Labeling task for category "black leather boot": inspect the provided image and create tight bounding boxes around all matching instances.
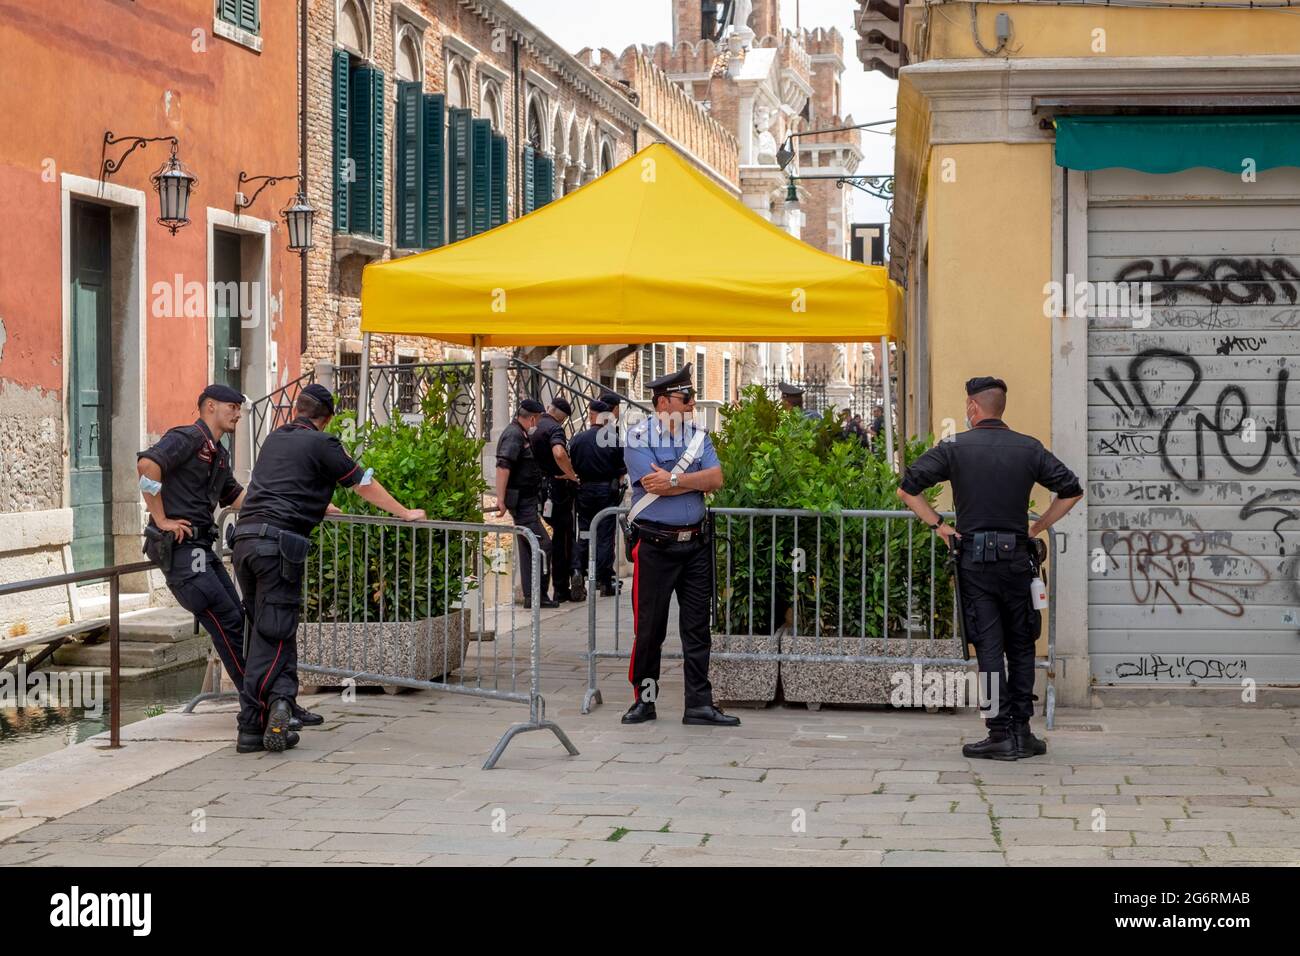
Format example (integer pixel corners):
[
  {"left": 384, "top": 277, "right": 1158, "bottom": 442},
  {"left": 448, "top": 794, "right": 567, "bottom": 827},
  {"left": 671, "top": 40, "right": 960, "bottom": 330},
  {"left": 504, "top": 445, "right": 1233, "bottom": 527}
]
[
  {"left": 1010, "top": 720, "right": 1047, "bottom": 756},
  {"left": 571, "top": 572, "right": 587, "bottom": 602},
  {"left": 962, "top": 729, "right": 1020, "bottom": 760},
  {"left": 237, "top": 729, "right": 300, "bottom": 753},
  {"left": 292, "top": 703, "right": 324, "bottom": 727},
  {"left": 621, "top": 701, "right": 657, "bottom": 724},
  {"left": 263, "top": 699, "right": 295, "bottom": 753},
  {"left": 682, "top": 704, "right": 741, "bottom": 727}
]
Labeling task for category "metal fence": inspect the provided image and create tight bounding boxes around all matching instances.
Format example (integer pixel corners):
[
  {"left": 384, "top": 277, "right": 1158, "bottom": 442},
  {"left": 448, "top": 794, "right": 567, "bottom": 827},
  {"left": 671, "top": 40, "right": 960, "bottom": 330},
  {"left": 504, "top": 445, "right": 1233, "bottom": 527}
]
[
  {"left": 763, "top": 364, "right": 832, "bottom": 414},
  {"left": 582, "top": 507, "right": 1059, "bottom": 728},
  {"left": 295, "top": 513, "right": 577, "bottom": 769},
  {"left": 247, "top": 371, "right": 315, "bottom": 465},
  {"left": 508, "top": 359, "right": 652, "bottom": 438},
  {"left": 361, "top": 361, "right": 491, "bottom": 436}
]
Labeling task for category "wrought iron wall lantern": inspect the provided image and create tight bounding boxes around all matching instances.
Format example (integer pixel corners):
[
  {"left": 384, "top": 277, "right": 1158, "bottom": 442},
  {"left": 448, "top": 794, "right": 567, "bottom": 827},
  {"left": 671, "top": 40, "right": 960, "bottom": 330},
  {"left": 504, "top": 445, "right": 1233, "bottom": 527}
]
[
  {"left": 101, "top": 132, "right": 198, "bottom": 235},
  {"left": 236, "top": 172, "right": 316, "bottom": 253}
]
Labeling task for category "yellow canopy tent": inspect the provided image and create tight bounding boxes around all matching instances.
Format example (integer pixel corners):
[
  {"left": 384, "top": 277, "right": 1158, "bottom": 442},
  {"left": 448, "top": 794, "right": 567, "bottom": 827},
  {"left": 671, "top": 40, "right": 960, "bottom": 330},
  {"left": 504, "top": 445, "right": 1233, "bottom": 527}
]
[
  {"left": 360, "top": 141, "right": 905, "bottom": 462},
  {"left": 361, "top": 142, "right": 903, "bottom": 345}
]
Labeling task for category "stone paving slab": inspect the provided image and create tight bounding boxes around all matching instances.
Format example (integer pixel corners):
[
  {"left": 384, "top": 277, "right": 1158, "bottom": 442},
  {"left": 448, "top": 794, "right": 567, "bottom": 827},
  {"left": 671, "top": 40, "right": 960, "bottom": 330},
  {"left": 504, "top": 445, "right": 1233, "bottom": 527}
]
[{"left": 1, "top": 595, "right": 1299, "bottom": 866}]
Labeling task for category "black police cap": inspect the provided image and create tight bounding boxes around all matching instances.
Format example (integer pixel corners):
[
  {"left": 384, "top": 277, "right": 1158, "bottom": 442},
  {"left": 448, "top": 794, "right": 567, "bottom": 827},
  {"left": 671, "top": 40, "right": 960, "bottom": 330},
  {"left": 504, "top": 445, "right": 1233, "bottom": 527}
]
[
  {"left": 598, "top": 390, "right": 622, "bottom": 408},
  {"left": 589, "top": 399, "right": 611, "bottom": 413},
  {"left": 965, "top": 376, "right": 1008, "bottom": 397},
  {"left": 551, "top": 397, "right": 573, "bottom": 416},
  {"left": 648, "top": 363, "right": 692, "bottom": 394},
  {"left": 301, "top": 383, "right": 336, "bottom": 415},
  {"left": 777, "top": 381, "right": 805, "bottom": 398},
  {"left": 198, "top": 383, "right": 246, "bottom": 408},
  {"left": 518, "top": 398, "right": 545, "bottom": 415}
]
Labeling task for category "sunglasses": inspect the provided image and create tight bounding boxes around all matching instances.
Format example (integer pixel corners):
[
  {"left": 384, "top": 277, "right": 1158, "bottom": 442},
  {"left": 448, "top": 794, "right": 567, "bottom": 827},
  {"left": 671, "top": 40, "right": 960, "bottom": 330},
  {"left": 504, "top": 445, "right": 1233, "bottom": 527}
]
[{"left": 666, "top": 388, "right": 696, "bottom": 403}]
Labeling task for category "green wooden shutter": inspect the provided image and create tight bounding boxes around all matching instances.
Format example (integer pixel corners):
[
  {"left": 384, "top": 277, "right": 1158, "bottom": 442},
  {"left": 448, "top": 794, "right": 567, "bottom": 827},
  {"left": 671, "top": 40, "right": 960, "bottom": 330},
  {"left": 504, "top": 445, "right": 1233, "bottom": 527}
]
[
  {"left": 490, "top": 133, "right": 508, "bottom": 228},
  {"left": 349, "top": 64, "right": 382, "bottom": 237},
  {"left": 422, "top": 94, "right": 446, "bottom": 249},
  {"left": 470, "top": 119, "right": 492, "bottom": 236},
  {"left": 332, "top": 50, "right": 350, "bottom": 234},
  {"left": 535, "top": 154, "right": 554, "bottom": 207},
  {"left": 372, "top": 68, "right": 385, "bottom": 241},
  {"left": 448, "top": 108, "right": 472, "bottom": 243},
  {"left": 219, "top": 0, "right": 238, "bottom": 26},
  {"left": 522, "top": 144, "right": 535, "bottom": 215},
  {"left": 237, "top": 0, "right": 259, "bottom": 32},
  {"left": 395, "top": 81, "right": 423, "bottom": 250}
]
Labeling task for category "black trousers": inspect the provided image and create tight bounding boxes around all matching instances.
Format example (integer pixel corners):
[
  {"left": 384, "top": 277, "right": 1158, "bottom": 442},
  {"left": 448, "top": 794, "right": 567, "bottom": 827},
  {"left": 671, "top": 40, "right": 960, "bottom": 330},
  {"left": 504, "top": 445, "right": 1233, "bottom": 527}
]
[
  {"left": 572, "top": 484, "right": 621, "bottom": 585},
  {"left": 629, "top": 535, "right": 714, "bottom": 709},
  {"left": 164, "top": 542, "right": 246, "bottom": 692},
  {"left": 507, "top": 490, "right": 551, "bottom": 604},
  {"left": 545, "top": 479, "right": 576, "bottom": 599},
  {"left": 958, "top": 547, "right": 1039, "bottom": 730},
  {"left": 233, "top": 538, "right": 302, "bottom": 734}
]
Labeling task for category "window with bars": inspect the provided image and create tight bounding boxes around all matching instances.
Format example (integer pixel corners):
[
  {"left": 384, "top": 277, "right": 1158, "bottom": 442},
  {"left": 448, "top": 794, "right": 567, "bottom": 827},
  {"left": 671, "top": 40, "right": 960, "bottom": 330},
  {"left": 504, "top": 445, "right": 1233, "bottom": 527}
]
[
  {"left": 696, "top": 348, "right": 707, "bottom": 399},
  {"left": 723, "top": 355, "right": 732, "bottom": 403},
  {"left": 640, "top": 344, "right": 667, "bottom": 399},
  {"left": 674, "top": 347, "right": 685, "bottom": 372}
]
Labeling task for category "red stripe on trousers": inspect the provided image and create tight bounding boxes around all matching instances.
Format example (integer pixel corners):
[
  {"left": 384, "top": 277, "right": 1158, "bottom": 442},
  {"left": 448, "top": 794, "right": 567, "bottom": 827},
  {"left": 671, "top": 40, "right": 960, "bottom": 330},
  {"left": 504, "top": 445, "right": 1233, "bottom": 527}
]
[
  {"left": 628, "top": 541, "right": 640, "bottom": 702},
  {"left": 205, "top": 609, "right": 245, "bottom": 676},
  {"left": 257, "top": 640, "right": 284, "bottom": 709}
]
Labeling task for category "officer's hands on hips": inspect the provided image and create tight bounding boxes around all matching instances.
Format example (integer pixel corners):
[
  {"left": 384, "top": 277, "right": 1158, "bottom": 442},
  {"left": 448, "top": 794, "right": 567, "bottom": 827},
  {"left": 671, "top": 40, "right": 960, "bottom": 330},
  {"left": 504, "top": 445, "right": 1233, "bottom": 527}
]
[
  {"left": 641, "top": 463, "right": 673, "bottom": 495},
  {"left": 158, "top": 517, "right": 192, "bottom": 542}
]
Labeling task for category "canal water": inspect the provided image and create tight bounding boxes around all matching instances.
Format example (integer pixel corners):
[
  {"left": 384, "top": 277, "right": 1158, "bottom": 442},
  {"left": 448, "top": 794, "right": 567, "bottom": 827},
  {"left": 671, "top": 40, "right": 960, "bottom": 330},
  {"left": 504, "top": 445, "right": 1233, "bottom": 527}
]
[{"left": 0, "top": 662, "right": 206, "bottom": 770}]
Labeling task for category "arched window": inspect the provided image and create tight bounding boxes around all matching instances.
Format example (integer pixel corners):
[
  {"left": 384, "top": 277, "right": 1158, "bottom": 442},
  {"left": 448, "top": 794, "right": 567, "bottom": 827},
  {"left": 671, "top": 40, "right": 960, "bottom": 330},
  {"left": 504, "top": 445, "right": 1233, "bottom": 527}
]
[
  {"left": 337, "top": 0, "right": 369, "bottom": 58},
  {"left": 395, "top": 28, "right": 421, "bottom": 84},
  {"left": 481, "top": 80, "right": 504, "bottom": 131},
  {"left": 526, "top": 95, "right": 546, "bottom": 150},
  {"left": 600, "top": 140, "right": 615, "bottom": 175},
  {"left": 447, "top": 56, "right": 470, "bottom": 110}
]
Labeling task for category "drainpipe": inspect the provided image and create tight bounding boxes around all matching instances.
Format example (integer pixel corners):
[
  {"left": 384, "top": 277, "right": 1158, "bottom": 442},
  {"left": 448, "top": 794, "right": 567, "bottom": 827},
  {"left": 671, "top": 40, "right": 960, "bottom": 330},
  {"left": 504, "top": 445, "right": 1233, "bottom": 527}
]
[
  {"left": 513, "top": 37, "right": 522, "bottom": 216},
  {"left": 299, "top": 0, "right": 309, "bottom": 361}
]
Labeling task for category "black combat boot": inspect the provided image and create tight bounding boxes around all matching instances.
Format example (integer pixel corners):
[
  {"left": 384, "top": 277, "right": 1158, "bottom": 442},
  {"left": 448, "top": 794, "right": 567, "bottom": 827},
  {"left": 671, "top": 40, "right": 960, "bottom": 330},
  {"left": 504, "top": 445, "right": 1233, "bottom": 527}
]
[
  {"left": 1010, "top": 720, "right": 1047, "bottom": 757},
  {"left": 962, "top": 728, "right": 1020, "bottom": 760},
  {"left": 292, "top": 703, "right": 324, "bottom": 726},
  {"left": 237, "top": 729, "right": 300, "bottom": 753},
  {"left": 263, "top": 699, "right": 295, "bottom": 753},
  {"left": 570, "top": 572, "right": 587, "bottom": 602}
]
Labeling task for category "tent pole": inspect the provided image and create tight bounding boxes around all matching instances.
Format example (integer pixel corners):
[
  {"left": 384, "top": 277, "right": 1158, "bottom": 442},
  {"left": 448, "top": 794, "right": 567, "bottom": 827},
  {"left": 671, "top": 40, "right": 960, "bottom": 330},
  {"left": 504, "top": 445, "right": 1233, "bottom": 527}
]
[
  {"left": 473, "top": 335, "right": 484, "bottom": 440},
  {"left": 359, "top": 332, "right": 372, "bottom": 425},
  {"left": 881, "top": 335, "right": 896, "bottom": 474}
]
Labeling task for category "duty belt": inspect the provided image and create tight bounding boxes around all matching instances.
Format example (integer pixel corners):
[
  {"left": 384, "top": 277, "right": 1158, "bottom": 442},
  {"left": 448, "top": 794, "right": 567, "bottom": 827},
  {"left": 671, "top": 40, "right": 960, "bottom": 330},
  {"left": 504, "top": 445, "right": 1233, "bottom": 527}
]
[
  {"left": 232, "top": 522, "right": 295, "bottom": 543},
  {"left": 634, "top": 519, "right": 703, "bottom": 544},
  {"left": 962, "top": 531, "right": 1029, "bottom": 563},
  {"left": 580, "top": 478, "right": 621, "bottom": 491}
]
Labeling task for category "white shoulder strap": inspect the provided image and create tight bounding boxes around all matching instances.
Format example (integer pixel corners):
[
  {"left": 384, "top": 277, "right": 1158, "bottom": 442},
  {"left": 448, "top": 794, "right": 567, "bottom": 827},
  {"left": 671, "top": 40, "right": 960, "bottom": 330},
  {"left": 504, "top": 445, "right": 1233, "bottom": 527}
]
[{"left": 628, "top": 427, "right": 709, "bottom": 524}]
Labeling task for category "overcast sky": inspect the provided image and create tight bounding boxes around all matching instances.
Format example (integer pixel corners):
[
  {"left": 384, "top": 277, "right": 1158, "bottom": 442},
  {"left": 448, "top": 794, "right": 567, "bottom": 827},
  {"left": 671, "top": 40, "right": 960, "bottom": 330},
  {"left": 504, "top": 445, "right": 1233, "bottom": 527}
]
[{"left": 508, "top": 0, "right": 897, "bottom": 224}]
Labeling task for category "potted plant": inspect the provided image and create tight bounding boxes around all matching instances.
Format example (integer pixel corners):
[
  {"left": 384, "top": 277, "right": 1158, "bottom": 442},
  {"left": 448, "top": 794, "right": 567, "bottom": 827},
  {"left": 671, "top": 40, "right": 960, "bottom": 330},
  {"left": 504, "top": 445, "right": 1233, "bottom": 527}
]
[{"left": 299, "top": 377, "right": 488, "bottom": 689}]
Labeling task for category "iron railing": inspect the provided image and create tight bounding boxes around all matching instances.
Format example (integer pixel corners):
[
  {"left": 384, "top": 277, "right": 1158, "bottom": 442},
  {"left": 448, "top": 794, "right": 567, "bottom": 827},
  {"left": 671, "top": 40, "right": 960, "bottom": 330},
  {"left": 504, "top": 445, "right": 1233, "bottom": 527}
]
[{"left": 247, "top": 371, "right": 315, "bottom": 464}]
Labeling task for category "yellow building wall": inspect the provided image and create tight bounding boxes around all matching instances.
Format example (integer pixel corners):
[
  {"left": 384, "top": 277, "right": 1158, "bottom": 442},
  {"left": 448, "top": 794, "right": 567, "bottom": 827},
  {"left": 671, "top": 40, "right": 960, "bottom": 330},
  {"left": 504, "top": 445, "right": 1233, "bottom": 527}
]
[
  {"left": 923, "top": 6, "right": 1300, "bottom": 59},
  {"left": 924, "top": 141, "right": 1054, "bottom": 465}
]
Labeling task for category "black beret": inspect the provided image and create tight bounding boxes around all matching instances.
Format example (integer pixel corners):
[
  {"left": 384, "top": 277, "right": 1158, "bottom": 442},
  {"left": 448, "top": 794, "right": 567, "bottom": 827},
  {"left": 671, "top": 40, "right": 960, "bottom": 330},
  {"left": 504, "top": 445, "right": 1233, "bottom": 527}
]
[
  {"left": 649, "top": 363, "right": 692, "bottom": 394},
  {"left": 965, "top": 376, "right": 1008, "bottom": 397},
  {"left": 198, "top": 383, "right": 246, "bottom": 408},
  {"left": 551, "top": 397, "right": 573, "bottom": 416},
  {"left": 598, "top": 390, "right": 622, "bottom": 407},
  {"left": 518, "top": 398, "right": 545, "bottom": 415},
  {"left": 301, "top": 383, "right": 336, "bottom": 415},
  {"left": 589, "top": 399, "right": 611, "bottom": 413}
]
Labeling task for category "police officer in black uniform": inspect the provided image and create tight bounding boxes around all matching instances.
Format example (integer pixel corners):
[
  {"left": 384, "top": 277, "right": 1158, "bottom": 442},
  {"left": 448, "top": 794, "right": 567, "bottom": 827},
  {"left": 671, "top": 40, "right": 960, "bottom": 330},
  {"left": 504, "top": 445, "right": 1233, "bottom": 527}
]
[
  {"left": 494, "top": 399, "right": 557, "bottom": 609},
  {"left": 897, "top": 377, "right": 1083, "bottom": 760},
  {"left": 779, "top": 381, "right": 820, "bottom": 420},
  {"left": 232, "top": 384, "right": 426, "bottom": 753},
  {"left": 531, "top": 398, "right": 580, "bottom": 603},
  {"left": 568, "top": 395, "right": 627, "bottom": 601},
  {"left": 621, "top": 364, "right": 739, "bottom": 727},
  {"left": 137, "top": 384, "right": 249, "bottom": 716}
]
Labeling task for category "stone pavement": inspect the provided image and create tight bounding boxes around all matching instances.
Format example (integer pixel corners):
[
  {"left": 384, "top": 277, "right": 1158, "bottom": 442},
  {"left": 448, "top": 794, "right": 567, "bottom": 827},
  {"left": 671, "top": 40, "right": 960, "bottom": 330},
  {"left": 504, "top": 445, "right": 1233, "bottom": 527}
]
[{"left": 2, "top": 595, "right": 1299, "bottom": 866}]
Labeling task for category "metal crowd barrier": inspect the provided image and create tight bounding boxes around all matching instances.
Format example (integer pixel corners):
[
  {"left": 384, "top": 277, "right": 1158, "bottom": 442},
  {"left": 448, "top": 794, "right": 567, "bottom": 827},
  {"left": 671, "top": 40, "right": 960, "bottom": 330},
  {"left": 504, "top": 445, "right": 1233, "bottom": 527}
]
[
  {"left": 186, "top": 514, "right": 577, "bottom": 769},
  {"left": 582, "top": 507, "right": 1058, "bottom": 729}
]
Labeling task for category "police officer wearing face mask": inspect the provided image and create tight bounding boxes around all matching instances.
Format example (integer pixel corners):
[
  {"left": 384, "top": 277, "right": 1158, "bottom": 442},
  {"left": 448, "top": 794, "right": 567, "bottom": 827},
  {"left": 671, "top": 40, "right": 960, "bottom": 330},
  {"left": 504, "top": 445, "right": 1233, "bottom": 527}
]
[
  {"left": 568, "top": 394, "right": 627, "bottom": 600},
  {"left": 231, "top": 384, "right": 426, "bottom": 754},
  {"left": 137, "top": 384, "right": 249, "bottom": 724},
  {"left": 896, "top": 377, "right": 1083, "bottom": 761},
  {"left": 531, "top": 398, "right": 580, "bottom": 603},
  {"left": 495, "top": 399, "right": 557, "bottom": 609},
  {"left": 621, "top": 364, "right": 739, "bottom": 727}
]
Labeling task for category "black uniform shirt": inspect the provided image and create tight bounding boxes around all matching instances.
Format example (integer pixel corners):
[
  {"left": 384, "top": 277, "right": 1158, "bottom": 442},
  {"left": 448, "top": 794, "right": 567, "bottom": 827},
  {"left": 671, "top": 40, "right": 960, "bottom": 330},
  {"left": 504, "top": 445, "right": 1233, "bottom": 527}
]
[
  {"left": 237, "top": 417, "right": 362, "bottom": 536},
  {"left": 569, "top": 423, "right": 626, "bottom": 483},
  {"left": 496, "top": 420, "right": 542, "bottom": 490},
  {"left": 529, "top": 414, "right": 568, "bottom": 478},
  {"left": 137, "top": 419, "right": 241, "bottom": 536},
  {"left": 900, "top": 419, "right": 1083, "bottom": 534}
]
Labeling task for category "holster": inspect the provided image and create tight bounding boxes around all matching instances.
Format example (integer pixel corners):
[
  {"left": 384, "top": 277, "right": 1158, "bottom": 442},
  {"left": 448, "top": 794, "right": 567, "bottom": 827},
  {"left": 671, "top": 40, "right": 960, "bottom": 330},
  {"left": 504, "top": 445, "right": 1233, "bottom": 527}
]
[
  {"left": 142, "top": 524, "right": 174, "bottom": 573},
  {"left": 967, "top": 531, "right": 1022, "bottom": 563},
  {"left": 277, "top": 529, "right": 310, "bottom": 584},
  {"left": 621, "top": 515, "right": 638, "bottom": 561}
]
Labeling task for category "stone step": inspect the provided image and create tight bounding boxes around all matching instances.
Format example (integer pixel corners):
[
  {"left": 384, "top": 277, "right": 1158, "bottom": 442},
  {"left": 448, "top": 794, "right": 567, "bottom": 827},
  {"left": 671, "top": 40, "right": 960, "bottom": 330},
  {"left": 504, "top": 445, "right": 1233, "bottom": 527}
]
[
  {"left": 51, "top": 636, "right": 209, "bottom": 670},
  {"left": 76, "top": 591, "right": 151, "bottom": 619},
  {"left": 117, "top": 607, "right": 204, "bottom": 644}
]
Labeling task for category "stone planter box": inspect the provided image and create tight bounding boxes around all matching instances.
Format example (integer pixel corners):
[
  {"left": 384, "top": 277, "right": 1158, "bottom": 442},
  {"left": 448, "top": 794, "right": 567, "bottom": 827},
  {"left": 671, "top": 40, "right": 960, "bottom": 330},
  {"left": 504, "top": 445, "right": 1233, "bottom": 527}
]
[
  {"left": 780, "top": 635, "right": 967, "bottom": 708},
  {"left": 297, "top": 609, "right": 469, "bottom": 688},
  {"left": 708, "top": 631, "right": 781, "bottom": 705}
]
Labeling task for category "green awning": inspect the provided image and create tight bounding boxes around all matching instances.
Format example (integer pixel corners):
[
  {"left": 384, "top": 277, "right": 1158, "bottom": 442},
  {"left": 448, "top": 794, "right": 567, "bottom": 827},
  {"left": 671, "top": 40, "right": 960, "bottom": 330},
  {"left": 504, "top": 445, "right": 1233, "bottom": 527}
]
[{"left": 1054, "top": 114, "right": 1300, "bottom": 173}]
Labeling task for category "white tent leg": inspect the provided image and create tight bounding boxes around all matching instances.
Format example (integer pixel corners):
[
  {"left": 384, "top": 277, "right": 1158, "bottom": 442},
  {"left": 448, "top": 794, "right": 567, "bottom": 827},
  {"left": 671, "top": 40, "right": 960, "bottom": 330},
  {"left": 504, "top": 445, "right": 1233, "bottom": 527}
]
[
  {"left": 882, "top": 336, "right": 896, "bottom": 474},
  {"left": 359, "top": 332, "right": 372, "bottom": 424},
  {"left": 473, "top": 335, "right": 484, "bottom": 440}
]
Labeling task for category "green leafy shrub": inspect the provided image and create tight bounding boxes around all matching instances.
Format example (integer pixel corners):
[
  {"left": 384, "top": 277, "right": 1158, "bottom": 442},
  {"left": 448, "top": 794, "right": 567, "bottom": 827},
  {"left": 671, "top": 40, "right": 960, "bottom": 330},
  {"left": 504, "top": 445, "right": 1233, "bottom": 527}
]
[
  {"left": 712, "top": 385, "right": 952, "bottom": 640},
  {"left": 304, "top": 379, "right": 487, "bottom": 624}
]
